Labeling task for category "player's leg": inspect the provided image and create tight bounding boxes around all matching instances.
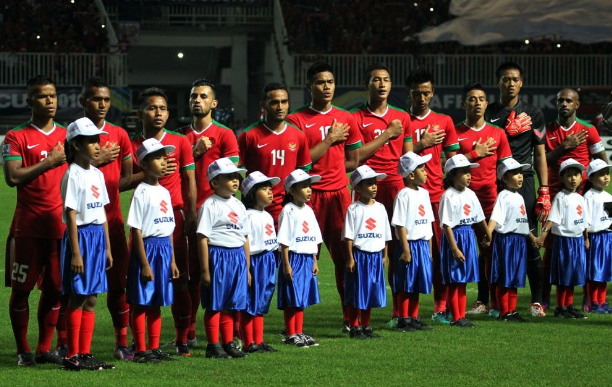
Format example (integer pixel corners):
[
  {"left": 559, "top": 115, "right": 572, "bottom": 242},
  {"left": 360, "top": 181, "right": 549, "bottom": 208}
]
[
  {"left": 521, "top": 175, "right": 545, "bottom": 316},
  {"left": 186, "top": 231, "right": 201, "bottom": 347},
  {"left": 170, "top": 209, "right": 191, "bottom": 352},
  {"left": 472, "top": 225, "right": 495, "bottom": 316},
  {"left": 430, "top": 202, "right": 450, "bottom": 324}
]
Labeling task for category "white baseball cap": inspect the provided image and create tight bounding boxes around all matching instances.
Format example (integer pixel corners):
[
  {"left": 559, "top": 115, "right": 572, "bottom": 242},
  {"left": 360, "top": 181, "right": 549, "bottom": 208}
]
[
  {"left": 241, "top": 171, "right": 281, "bottom": 196},
  {"left": 559, "top": 158, "right": 585, "bottom": 174},
  {"left": 350, "top": 165, "right": 387, "bottom": 186},
  {"left": 444, "top": 154, "right": 480, "bottom": 173},
  {"left": 136, "top": 138, "right": 175, "bottom": 164},
  {"left": 207, "top": 157, "right": 247, "bottom": 181},
  {"left": 284, "top": 169, "right": 321, "bottom": 192},
  {"left": 496, "top": 158, "right": 531, "bottom": 180},
  {"left": 586, "top": 159, "right": 612, "bottom": 177},
  {"left": 398, "top": 151, "right": 433, "bottom": 177},
  {"left": 66, "top": 117, "right": 107, "bottom": 141}
]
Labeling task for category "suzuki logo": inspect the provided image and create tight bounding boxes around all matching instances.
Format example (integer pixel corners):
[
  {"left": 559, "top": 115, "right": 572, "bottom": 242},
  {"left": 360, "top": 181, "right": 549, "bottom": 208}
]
[
  {"left": 520, "top": 204, "right": 526, "bottom": 216},
  {"left": 91, "top": 185, "right": 100, "bottom": 199},
  {"left": 418, "top": 204, "right": 425, "bottom": 217},
  {"left": 463, "top": 204, "right": 471, "bottom": 216},
  {"left": 228, "top": 212, "right": 239, "bottom": 224},
  {"left": 365, "top": 218, "right": 376, "bottom": 230},
  {"left": 302, "top": 221, "right": 309, "bottom": 233},
  {"left": 160, "top": 200, "right": 168, "bottom": 214},
  {"left": 576, "top": 205, "right": 582, "bottom": 216},
  {"left": 265, "top": 224, "right": 274, "bottom": 236}
]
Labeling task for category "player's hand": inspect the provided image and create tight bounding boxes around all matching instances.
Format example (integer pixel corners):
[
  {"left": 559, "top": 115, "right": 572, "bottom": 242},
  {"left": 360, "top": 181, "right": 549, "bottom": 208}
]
[
  {"left": 419, "top": 125, "right": 446, "bottom": 149},
  {"left": 345, "top": 258, "right": 355, "bottom": 273},
  {"left": 452, "top": 248, "right": 466, "bottom": 263},
  {"left": 201, "top": 270, "right": 211, "bottom": 288},
  {"left": 106, "top": 252, "right": 113, "bottom": 270},
  {"left": 562, "top": 130, "right": 588, "bottom": 150},
  {"left": 184, "top": 211, "right": 197, "bottom": 235},
  {"left": 141, "top": 265, "right": 154, "bottom": 282},
  {"left": 171, "top": 263, "right": 180, "bottom": 279},
  {"left": 325, "top": 119, "right": 349, "bottom": 144},
  {"left": 385, "top": 119, "right": 403, "bottom": 139},
  {"left": 46, "top": 141, "right": 66, "bottom": 167},
  {"left": 193, "top": 136, "right": 213, "bottom": 159},
  {"left": 312, "top": 260, "right": 319, "bottom": 276},
  {"left": 474, "top": 137, "right": 497, "bottom": 158},
  {"left": 535, "top": 186, "right": 552, "bottom": 223},
  {"left": 283, "top": 264, "right": 293, "bottom": 282},
  {"left": 71, "top": 253, "right": 84, "bottom": 274},
  {"left": 399, "top": 250, "right": 412, "bottom": 264},
  {"left": 164, "top": 156, "right": 178, "bottom": 175},
  {"left": 97, "top": 141, "right": 120, "bottom": 165},
  {"left": 504, "top": 111, "right": 532, "bottom": 137}
]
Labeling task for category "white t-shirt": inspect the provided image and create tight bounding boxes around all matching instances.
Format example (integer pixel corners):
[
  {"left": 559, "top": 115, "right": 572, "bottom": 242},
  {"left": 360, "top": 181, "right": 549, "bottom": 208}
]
[
  {"left": 277, "top": 203, "right": 322, "bottom": 254},
  {"left": 246, "top": 208, "right": 278, "bottom": 255},
  {"left": 583, "top": 189, "right": 612, "bottom": 233},
  {"left": 61, "top": 164, "right": 109, "bottom": 226},
  {"left": 127, "top": 183, "right": 175, "bottom": 238},
  {"left": 548, "top": 189, "right": 589, "bottom": 237},
  {"left": 197, "top": 194, "right": 249, "bottom": 248},
  {"left": 490, "top": 189, "right": 530, "bottom": 235},
  {"left": 392, "top": 187, "right": 434, "bottom": 241},
  {"left": 343, "top": 200, "right": 392, "bottom": 252},
  {"left": 438, "top": 187, "right": 485, "bottom": 228}
]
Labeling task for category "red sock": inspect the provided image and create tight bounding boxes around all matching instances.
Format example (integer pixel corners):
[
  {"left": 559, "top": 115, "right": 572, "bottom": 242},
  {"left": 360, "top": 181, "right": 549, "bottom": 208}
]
[
  {"left": 508, "top": 288, "right": 518, "bottom": 313},
  {"left": 253, "top": 315, "right": 264, "bottom": 345},
  {"left": 56, "top": 295, "right": 68, "bottom": 347},
  {"left": 458, "top": 284, "right": 467, "bottom": 319},
  {"left": 361, "top": 309, "right": 371, "bottom": 327},
  {"left": 397, "top": 292, "right": 409, "bottom": 318},
  {"left": 204, "top": 310, "right": 220, "bottom": 344},
  {"left": 599, "top": 282, "right": 607, "bottom": 305},
  {"left": 448, "top": 284, "right": 459, "bottom": 322},
  {"left": 9, "top": 290, "right": 31, "bottom": 353},
  {"left": 107, "top": 289, "right": 129, "bottom": 347},
  {"left": 346, "top": 305, "right": 359, "bottom": 328},
  {"left": 66, "top": 308, "right": 82, "bottom": 358},
  {"left": 565, "top": 286, "right": 575, "bottom": 307},
  {"left": 36, "top": 291, "right": 60, "bottom": 354},
  {"left": 283, "top": 308, "right": 296, "bottom": 336},
  {"left": 220, "top": 312, "right": 234, "bottom": 344},
  {"left": 408, "top": 293, "right": 420, "bottom": 318},
  {"left": 334, "top": 266, "right": 347, "bottom": 321},
  {"left": 147, "top": 308, "right": 161, "bottom": 350},
  {"left": 171, "top": 287, "right": 191, "bottom": 345},
  {"left": 131, "top": 308, "right": 146, "bottom": 353},
  {"left": 240, "top": 312, "right": 254, "bottom": 347},
  {"left": 79, "top": 310, "right": 95, "bottom": 355},
  {"left": 496, "top": 287, "right": 509, "bottom": 315},
  {"left": 556, "top": 286, "right": 567, "bottom": 307},
  {"left": 295, "top": 309, "right": 304, "bottom": 334},
  {"left": 188, "top": 279, "right": 200, "bottom": 341}
]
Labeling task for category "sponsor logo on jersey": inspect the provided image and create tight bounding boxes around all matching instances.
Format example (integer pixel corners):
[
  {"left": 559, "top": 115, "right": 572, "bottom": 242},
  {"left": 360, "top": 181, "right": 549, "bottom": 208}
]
[
  {"left": 264, "top": 238, "right": 277, "bottom": 246},
  {"left": 27, "top": 144, "right": 39, "bottom": 149},
  {"left": 548, "top": 136, "right": 558, "bottom": 140},
  {"left": 296, "top": 236, "right": 316, "bottom": 242},
  {"left": 357, "top": 232, "right": 382, "bottom": 239},
  {"left": 463, "top": 204, "right": 471, "bottom": 216},
  {"left": 265, "top": 223, "right": 274, "bottom": 236},
  {"left": 520, "top": 204, "right": 526, "bottom": 216},
  {"left": 491, "top": 118, "right": 501, "bottom": 122},
  {"left": 305, "top": 123, "right": 316, "bottom": 128},
  {"left": 86, "top": 202, "right": 103, "bottom": 209},
  {"left": 160, "top": 200, "right": 169, "bottom": 214},
  {"left": 228, "top": 212, "right": 239, "bottom": 224},
  {"left": 302, "top": 221, "right": 309, "bottom": 233},
  {"left": 2, "top": 143, "right": 10, "bottom": 156},
  {"left": 257, "top": 143, "right": 268, "bottom": 148},
  {"left": 576, "top": 205, "right": 582, "bottom": 216},
  {"left": 418, "top": 204, "right": 425, "bottom": 217},
  {"left": 458, "top": 137, "right": 468, "bottom": 141},
  {"left": 154, "top": 216, "right": 174, "bottom": 224},
  {"left": 91, "top": 185, "right": 100, "bottom": 199},
  {"left": 288, "top": 141, "right": 297, "bottom": 151},
  {"left": 459, "top": 216, "right": 478, "bottom": 225},
  {"left": 365, "top": 218, "right": 376, "bottom": 230},
  {"left": 362, "top": 123, "right": 373, "bottom": 128}
]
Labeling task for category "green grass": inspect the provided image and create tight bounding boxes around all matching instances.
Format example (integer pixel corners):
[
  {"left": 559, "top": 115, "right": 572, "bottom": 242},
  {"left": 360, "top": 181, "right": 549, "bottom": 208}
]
[{"left": 2, "top": 168, "right": 612, "bottom": 386}]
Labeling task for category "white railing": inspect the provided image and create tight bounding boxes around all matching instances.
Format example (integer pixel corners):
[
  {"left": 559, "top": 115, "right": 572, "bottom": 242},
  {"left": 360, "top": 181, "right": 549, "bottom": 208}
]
[
  {"left": 0, "top": 53, "right": 128, "bottom": 87},
  {"left": 290, "top": 54, "right": 612, "bottom": 88}
]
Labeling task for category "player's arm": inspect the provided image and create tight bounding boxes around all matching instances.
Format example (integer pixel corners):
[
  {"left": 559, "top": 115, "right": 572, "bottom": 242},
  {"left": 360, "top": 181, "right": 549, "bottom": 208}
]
[
  {"left": 3, "top": 142, "right": 65, "bottom": 187},
  {"left": 545, "top": 130, "right": 588, "bottom": 165},
  {"left": 396, "top": 225, "right": 411, "bottom": 263},
  {"left": 131, "top": 227, "right": 153, "bottom": 281},
  {"left": 382, "top": 242, "right": 389, "bottom": 267},
  {"left": 584, "top": 227, "right": 590, "bottom": 249},
  {"left": 181, "top": 168, "right": 197, "bottom": 234},
  {"left": 198, "top": 234, "right": 211, "bottom": 287},
  {"left": 344, "top": 147, "right": 359, "bottom": 172},
  {"left": 102, "top": 221, "right": 113, "bottom": 270},
  {"left": 592, "top": 151, "right": 609, "bottom": 163},
  {"left": 309, "top": 119, "right": 349, "bottom": 163},
  {"left": 66, "top": 208, "right": 84, "bottom": 274},
  {"left": 357, "top": 119, "right": 403, "bottom": 162},
  {"left": 533, "top": 144, "right": 548, "bottom": 186},
  {"left": 535, "top": 220, "right": 554, "bottom": 247},
  {"left": 119, "top": 156, "right": 133, "bottom": 192}
]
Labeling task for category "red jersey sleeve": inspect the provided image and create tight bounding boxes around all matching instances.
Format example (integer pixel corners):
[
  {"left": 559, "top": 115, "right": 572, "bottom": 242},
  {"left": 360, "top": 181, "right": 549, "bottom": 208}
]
[
  {"left": 2, "top": 130, "right": 23, "bottom": 160},
  {"left": 442, "top": 115, "right": 459, "bottom": 152},
  {"left": 344, "top": 114, "right": 363, "bottom": 150},
  {"left": 296, "top": 130, "right": 312, "bottom": 170},
  {"left": 118, "top": 128, "right": 133, "bottom": 161},
  {"left": 586, "top": 124, "right": 604, "bottom": 154},
  {"left": 497, "top": 130, "right": 513, "bottom": 160},
  {"left": 179, "top": 136, "right": 195, "bottom": 170},
  {"left": 220, "top": 128, "right": 239, "bottom": 162},
  {"left": 237, "top": 130, "right": 248, "bottom": 167},
  {"left": 402, "top": 113, "right": 413, "bottom": 143}
]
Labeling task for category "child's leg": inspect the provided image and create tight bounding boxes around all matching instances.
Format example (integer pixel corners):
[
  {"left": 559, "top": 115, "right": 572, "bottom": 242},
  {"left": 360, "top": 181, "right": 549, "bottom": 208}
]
[
  {"left": 346, "top": 305, "right": 360, "bottom": 328},
  {"left": 447, "top": 284, "right": 459, "bottom": 322},
  {"left": 598, "top": 282, "right": 607, "bottom": 305},
  {"left": 204, "top": 309, "right": 221, "bottom": 344},
  {"left": 361, "top": 309, "right": 371, "bottom": 327},
  {"left": 131, "top": 306, "right": 147, "bottom": 353},
  {"left": 397, "top": 292, "right": 409, "bottom": 319},
  {"left": 66, "top": 295, "right": 87, "bottom": 357},
  {"left": 283, "top": 308, "right": 296, "bottom": 336},
  {"left": 240, "top": 312, "right": 254, "bottom": 347},
  {"left": 556, "top": 285, "right": 567, "bottom": 307},
  {"left": 253, "top": 315, "right": 264, "bottom": 345},
  {"left": 219, "top": 311, "right": 234, "bottom": 345},
  {"left": 146, "top": 307, "right": 161, "bottom": 350},
  {"left": 295, "top": 309, "right": 304, "bottom": 334},
  {"left": 458, "top": 284, "right": 467, "bottom": 320},
  {"left": 407, "top": 293, "right": 420, "bottom": 318},
  {"left": 508, "top": 288, "right": 518, "bottom": 313},
  {"left": 78, "top": 295, "right": 97, "bottom": 355},
  {"left": 565, "top": 286, "right": 575, "bottom": 307},
  {"left": 496, "top": 287, "right": 509, "bottom": 316},
  {"left": 587, "top": 281, "right": 598, "bottom": 306}
]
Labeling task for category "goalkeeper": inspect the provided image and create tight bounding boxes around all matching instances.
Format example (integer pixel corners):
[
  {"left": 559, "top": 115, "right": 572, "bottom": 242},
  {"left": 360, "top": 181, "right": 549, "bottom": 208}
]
[{"left": 485, "top": 62, "right": 549, "bottom": 318}]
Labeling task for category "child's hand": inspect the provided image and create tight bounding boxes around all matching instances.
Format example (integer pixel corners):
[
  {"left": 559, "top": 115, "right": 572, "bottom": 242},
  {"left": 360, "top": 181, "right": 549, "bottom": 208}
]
[
  {"left": 534, "top": 237, "right": 544, "bottom": 248},
  {"left": 452, "top": 249, "right": 466, "bottom": 263},
  {"left": 71, "top": 253, "right": 84, "bottom": 274},
  {"left": 171, "top": 263, "right": 179, "bottom": 279},
  {"left": 312, "top": 260, "right": 319, "bottom": 276},
  {"left": 382, "top": 255, "right": 388, "bottom": 268},
  {"left": 345, "top": 258, "right": 355, "bottom": 273},
  {"left": 201, "top": 270, "right": 211, "bottom": 288},
  {"left": 399, "top": 250, "right": 412, "bottom": 264},
  {"left": 585, "top": 239, "right": 590, "bottom": 250},
  {"left": 481, "top": 234, "right": 491, "bottom": 247},
  {"left": 141, "top": 265, "right": 154, "bottom": 282},
  {"left": 283, "top": 265, "right": 293, "bottom": 282},
  {"left": 106, "top": 252, "right": 113, "bottom": 270},
  {"left": 247, "top": 271, "right": 252, "bottom": 287}
]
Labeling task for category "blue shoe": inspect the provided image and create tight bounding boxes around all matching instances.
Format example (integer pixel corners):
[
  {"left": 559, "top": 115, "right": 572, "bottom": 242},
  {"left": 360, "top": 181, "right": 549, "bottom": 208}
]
[
  {"left": 589, "top": 302, "right": 607, "bottom": 314},
  {"left": 602, "top": 302, "right": 612, "bottom": 314},
  {"left": 431, "top": 311, "right": 451, "bottom": 324}
]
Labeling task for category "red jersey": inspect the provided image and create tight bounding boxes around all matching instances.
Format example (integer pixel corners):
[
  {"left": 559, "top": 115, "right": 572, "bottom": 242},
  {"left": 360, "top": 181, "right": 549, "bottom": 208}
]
[
  {"left": 131, "top": 129, "right": 195, "bottom": 210},
  {"left": 2, "top": 121, "right": 68, "bottom": 238},
  {"left": 545, "top": 118, "right": 604, "bottom": 196},
  {"left": 351, "top": 104, "right": 412, "bottom": 183},
  {"left": 97, "top": 121, "right": 132, "bottom": 234},
  {"left": 177, "top": 120, "right": 239, "bottom": 208},
  {"left": 287, "top": 105, "right": 362, "bottom": 191},
  {"left": 410, "top": 110, "right": 460, "bottom": 203},
  {"left": 455, "top": 121, "right": 512, "bottom": 217},
  {"left": 238, "top": 121, "right": 312, "bottom": 219}
]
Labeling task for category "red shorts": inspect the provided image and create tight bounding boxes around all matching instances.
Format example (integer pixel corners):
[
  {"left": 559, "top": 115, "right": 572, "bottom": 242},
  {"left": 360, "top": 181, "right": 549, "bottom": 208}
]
[
  {"left": 375, "top": 177, "right": 404, "bottom": 221},
  {"left": 106, "top": 232, "right": 130, "bottom": 290},
  {"left": 308, "top": 189, "right": 351, "bottom": 265},
  {"left": 172, "top": 208, "right": 189, "bottom": 284},
  {"left": 7, "top": 237, "right": 62, "bottom": 292}
]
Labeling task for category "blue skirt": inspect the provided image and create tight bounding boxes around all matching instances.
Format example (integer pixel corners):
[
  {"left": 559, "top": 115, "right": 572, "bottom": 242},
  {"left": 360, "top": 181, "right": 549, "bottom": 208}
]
[
  {"left": 245, "top": 250, "right": 277, "bottom": 316},
  {"left": 344, "top": 248, "right": 387, "bottom": 309},
  {"left": 393, "top": 240, "right": 433, "bottom": 295},
  {"left": 201, "top": 246, "right": 248, "bottom": 311},
  {"left": 490, "top": 233, "right": 527, "bottom": 288},
  {"left": 587, "top": 231, "right": 612, "bottom": 282},
  {"left": 277, "top": 252, "right": 320, "bottom": 309},
  {"left": 60, "top": 224, "right": 108, "bottom": 296},
  {"left": 550, "top": 235, "right": 586, "bottom": 286},
  {"left": 440, "top": 225, "right": 479, "bottom": 284},
  {"left": 126, "top": 236, "right": 174, "bottom": 307}
]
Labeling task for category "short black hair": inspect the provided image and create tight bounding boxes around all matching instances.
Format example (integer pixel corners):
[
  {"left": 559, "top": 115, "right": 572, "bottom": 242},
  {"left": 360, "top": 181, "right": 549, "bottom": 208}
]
[
  {"left": 495, "top": 62, "right": 523, "bottom": 82},
  {"left": 137, "top": 87, "right": 168, "bottom": 111},
  {"left": 462, "top": 82, "right": 486, "bottom": 102},
  {"left": 363, "top": 63, "right": 390, "bottom": 85},
  {"left": 191, "top": 79, "right": 216, "bottom": 97},
  {"left": 241, "top": 181, "right": 272, "bottom": 209},
  {"left": 81, "top": 77, "right": 109, "bottom": 100},
  {"left": 405, "top": 67, "right": 434, "bottom": 89},
  {"left": 26, "top": 75, "right": 55, "bottom": 97},
  {"left": 306, "top": 60, "right": 333, "bottom": 83},
  {"left": 261, "top": 82, "right": 288, "bottom": 102}
]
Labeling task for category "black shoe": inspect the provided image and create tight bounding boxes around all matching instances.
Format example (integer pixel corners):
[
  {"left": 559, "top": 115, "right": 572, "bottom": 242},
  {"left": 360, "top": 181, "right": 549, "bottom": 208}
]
[
  {"left": 397, "top": 318, "right": 416, "bottom": 332},
  {"left": 205, "top": 343, "right": 231, "bottom": 359},
  {"left": 17, "top": 351, "right": 36, "bottom": 367},
  {"left": 279, "top": 327, "right": 287, "bottom": 336},
  {"left": 79, "top": 354, "right": 104, "bottom": 371},
  {"left": 62, "top": 354, "right": 81, "bottom": 371},
  {"left": 223, "top": 341, "right": 248, "bottom": 358},
  {"left": 342, "top": 321, "right": 351, "bottom": 334},
  {"left": 362, "top": 326, "right": 382, "bottom": 339},
  {"left": 451, "top": 318, "right": 476, "bottom": 328},
  {"left": 497, "top": 312, "right": 513, "bottom": 322},
  {"left": 510, "top": 312, "right": 528, "bottom": 323},
  {"left": 412, "top": 317, "right": 434, "bottom": 331},
  {"left": 151, "top": 348, "right": 179, "bottom": 362},
  {"left": 566, "top": 305, "right": 587, "bottom": 319},
  {"left": 245, "top": 342, "right": 264, "bottom": 353},
  {"left": 35, "top": 350, "right": 63, "bottom": 365},
  {"left": 133, "top": 350, "right": 161, "bottom": 364},
  {"left": 349, "top": 326, "right": 368, "bottom": 340},
  {"left": 54, "top": 344, "right": 68, "bottom": 359},
  {"left": 258, "top": 342, "right": 279, "bottom": 352},
  {"left": 553, "top": 306, "right": 573, "bottom": 318}
]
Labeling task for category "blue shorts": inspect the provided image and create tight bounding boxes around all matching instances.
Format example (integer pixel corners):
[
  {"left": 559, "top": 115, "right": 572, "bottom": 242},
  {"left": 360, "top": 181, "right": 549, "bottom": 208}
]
[
  {"left": 490, "top": 233, "right": 527, "bottom": 288},
  {"left": 345, "top": 248, "right": 387, "bottom": 309},
  {"left": 440, "top": 225, "right": 479, "bottom": 284},
  {"left": 277, "top": 252, "right": 320, "bottom": 309},
  {"left": 126, "top": 236, "right": 174, "bottom": 307},
  {"left": 393, "top": 240, "right": 432, "bottom": 295},
  {"left": 587, "top": 231, "right": 612, "bottom": 282},
  {"left": 60, "top": 224, "right": 108, "bottom": 296},
  {"left": 245, "top": 250, "right": 277, "bottom": 316},
  {"left": 551, "top": 235, "right": 586, "bottom": 286},
  {"left": 200, "top": 246, "right": 248, "bottom": 312}
]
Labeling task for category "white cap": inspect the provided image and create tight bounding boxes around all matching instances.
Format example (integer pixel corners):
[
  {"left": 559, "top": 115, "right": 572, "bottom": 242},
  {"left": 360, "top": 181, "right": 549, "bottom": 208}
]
[
  {"left": 284, "top": 169, "right": 321, "bottom": 192},
  {"left": 136, "top": 138, "right": 175, "bottom": 164},
  {"left": 241, "top": 171, "right": 281, "bottom": 196},
  {"left": 496, "top": 158, "right": 531, "bottom": 179},
  {"left": 66, "top": 117, "right": 107, "bottom": 141},
  {"left": 207, "top": 157, "right": 247, "bottom": 181},
  {"left": 559, "top": 158, "right": 585, "bottom": 174},
  {"left": 444, "top": 154, "right": 480, "bottom": 173},
  {"left": 586, "top": 159, "right": 612, "bottom": 177},
  {"left": 398, "top": 151, "right": 433, "bottom": 177},
  {"left": 350, "top": 165, "right": 387, "bottom": 186}
]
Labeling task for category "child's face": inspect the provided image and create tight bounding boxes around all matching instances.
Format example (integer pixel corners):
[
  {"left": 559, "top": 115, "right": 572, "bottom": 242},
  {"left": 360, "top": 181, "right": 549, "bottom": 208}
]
[
  {"left": 453, "top": 166, "right": 471, "bottom": 189},
  {"left": 141, "top": 150, "right": 167, "bottom": 178},
  {"left": 589, "top": 168, "right": 611, "bottom": 190},
  {"left": 502, "top": 169, "right": 523, "bottom": 190},
  {"left": 411, "top": 164, "right": 427, "bottom": 185},
  {"left": 561, "top": 167, "right": 582, "bottom": 192},
  {"left": 256, "top": 184, "right": 274, "bottom": 207},
  {"left": 77, "top": 135, "right": 101, "bottom": 161},
  {"left": 213, "top": 172, "right": 241, "bottom": 197},
  {"left": 355, "top": 178, "right": 378, "bottom": 201},
  {"left": 291, "top": 180, "right": 312, "bottom": 205}
]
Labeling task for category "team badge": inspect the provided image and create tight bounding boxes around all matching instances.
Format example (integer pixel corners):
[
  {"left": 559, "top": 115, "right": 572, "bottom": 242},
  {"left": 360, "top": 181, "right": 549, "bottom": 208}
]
[
  {"left": 288, "top": 141, "right": 297, "bottom": 151},
  {"left": 1, "top": 143, "right": 9, "bottom": 157}
]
